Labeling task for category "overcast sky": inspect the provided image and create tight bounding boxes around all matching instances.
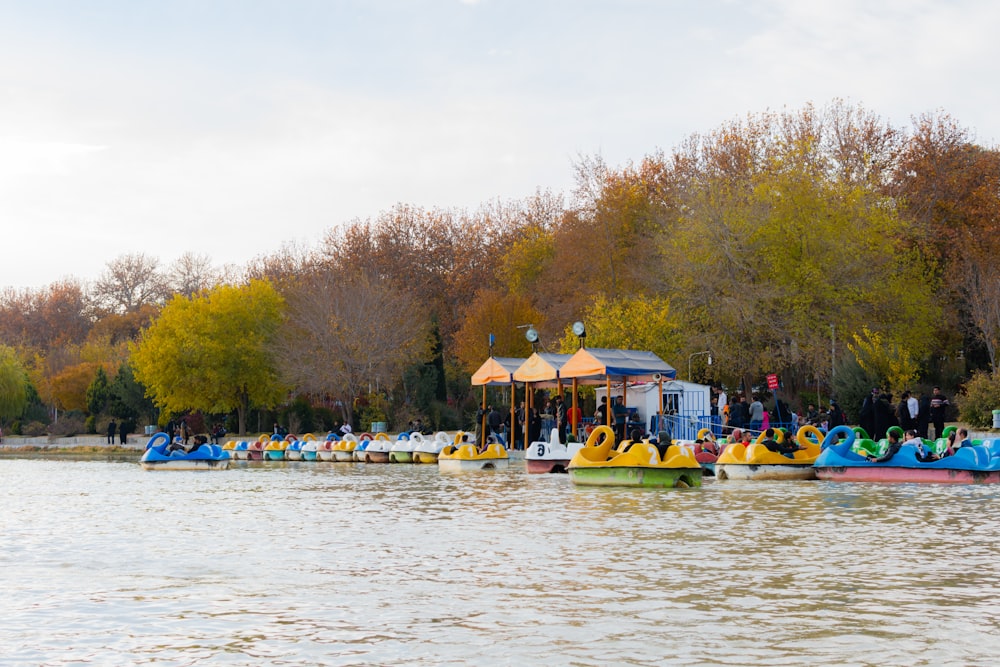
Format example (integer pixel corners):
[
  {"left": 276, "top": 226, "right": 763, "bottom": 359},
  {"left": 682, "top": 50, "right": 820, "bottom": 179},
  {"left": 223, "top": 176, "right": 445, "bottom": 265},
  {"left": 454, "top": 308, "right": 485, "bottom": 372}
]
[{"left": 2, "top": 0, "right": 998, "bottom": 290}]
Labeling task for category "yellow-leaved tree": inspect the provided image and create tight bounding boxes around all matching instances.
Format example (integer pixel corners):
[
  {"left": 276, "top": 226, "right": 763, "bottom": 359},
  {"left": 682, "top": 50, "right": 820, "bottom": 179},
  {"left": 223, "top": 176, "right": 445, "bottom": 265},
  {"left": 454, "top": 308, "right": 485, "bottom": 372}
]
[
  {"left": 559, "top": 295, "right": 683, "bottom": 367},
  {"left": 847, "top": 326, "right": 920, "bottom": 396},
  {"left": 130, "top": 280, "right": 286, "bottom": 434}
]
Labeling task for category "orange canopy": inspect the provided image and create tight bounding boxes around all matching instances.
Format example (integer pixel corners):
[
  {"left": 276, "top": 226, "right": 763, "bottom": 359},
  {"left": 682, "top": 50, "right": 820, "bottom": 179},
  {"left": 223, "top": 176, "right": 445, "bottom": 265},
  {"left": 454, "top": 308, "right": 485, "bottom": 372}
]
[
  {"left": 512, "top": 352, "right": 574, "bottom": 385},
  {"left": 470, "top": 356, "right": 526, "bottom": 386}
]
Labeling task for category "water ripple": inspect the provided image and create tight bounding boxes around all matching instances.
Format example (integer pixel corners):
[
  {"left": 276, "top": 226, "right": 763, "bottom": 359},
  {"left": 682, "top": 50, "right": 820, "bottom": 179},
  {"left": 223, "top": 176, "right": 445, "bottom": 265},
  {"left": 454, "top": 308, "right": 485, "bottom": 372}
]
[{"left": 3, "top": 460, "right": 1000, "bottom": 665}]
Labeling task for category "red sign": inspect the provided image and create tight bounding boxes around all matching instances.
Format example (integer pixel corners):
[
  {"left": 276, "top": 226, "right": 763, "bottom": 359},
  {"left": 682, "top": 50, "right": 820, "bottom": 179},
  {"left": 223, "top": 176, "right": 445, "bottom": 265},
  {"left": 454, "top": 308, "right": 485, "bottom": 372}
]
[{"left": 766, "top": 374, "right": 779, "bottom": 389}]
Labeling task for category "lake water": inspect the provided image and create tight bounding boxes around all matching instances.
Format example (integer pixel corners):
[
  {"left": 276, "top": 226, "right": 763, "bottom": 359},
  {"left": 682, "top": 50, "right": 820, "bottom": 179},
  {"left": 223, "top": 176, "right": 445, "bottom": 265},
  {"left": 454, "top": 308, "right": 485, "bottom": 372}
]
[{"left": 2, "top": 458, "right": 1000, "bottom": 666}]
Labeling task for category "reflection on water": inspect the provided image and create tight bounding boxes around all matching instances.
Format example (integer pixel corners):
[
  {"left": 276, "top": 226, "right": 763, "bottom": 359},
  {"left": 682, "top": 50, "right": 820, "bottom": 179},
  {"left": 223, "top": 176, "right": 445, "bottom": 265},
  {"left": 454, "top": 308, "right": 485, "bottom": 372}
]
[{"left": 3, "top": 459, "right": 1000, "bottom": 666}]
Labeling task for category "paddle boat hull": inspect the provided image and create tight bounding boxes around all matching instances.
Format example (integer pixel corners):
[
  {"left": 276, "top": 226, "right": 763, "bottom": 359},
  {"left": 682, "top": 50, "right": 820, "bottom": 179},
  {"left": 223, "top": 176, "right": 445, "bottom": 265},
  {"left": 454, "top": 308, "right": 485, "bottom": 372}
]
[
  {"left": 568, "top": 465, "right": 701, "bottom": 487},
  {"left": 389, "top": 451, "right": 413, "bottom": 463},
  {"left": 413, "top": 451, "right": 440, "bottom": 464},
  {"left": 526, "top": 458, "right": 572, "bottom": 474},
  {"left": 264, "top": 449, "right": 286, "bottom": 461},
  {"left": 438, "top": 440, "right": 509, "bottom": 472},
  {"left": 334, "top": 450, "right": 356, "bottom": 462},
  {"left": 438, "top": 456, "right": 509, "bottom": 472},
  {"left": 363, "top": 450, "right": 391, "bottom": 463},
  {"left": 814, "top": 465, "right": 1000, "bottom": 484},
  {"left": 715, "top": 463, "right": 816, "bottom": 481}
]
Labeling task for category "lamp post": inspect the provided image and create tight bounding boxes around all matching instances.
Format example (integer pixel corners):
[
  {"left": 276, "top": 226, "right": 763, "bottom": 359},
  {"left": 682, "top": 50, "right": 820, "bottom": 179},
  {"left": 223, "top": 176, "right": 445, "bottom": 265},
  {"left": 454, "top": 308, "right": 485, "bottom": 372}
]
[{"left": 688, "top": 350, "right": 713, "bottom": 381}]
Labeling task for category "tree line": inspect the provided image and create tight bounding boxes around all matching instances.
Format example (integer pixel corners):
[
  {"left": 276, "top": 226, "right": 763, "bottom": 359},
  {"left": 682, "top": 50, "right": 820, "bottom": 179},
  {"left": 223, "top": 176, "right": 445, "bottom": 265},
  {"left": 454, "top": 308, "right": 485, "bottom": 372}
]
[{"left": 2, "top": 100, "right": 999, "bottom": 436}]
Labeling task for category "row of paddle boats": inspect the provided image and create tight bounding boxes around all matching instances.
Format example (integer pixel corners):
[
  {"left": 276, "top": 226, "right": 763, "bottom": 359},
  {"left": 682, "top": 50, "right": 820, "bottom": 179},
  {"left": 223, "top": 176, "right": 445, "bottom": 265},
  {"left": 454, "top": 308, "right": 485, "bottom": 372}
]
[
  {"left": 140, "top": 424, "right": 1000, "bottom": 484},
  {"left": 140, "top": 430, "right": 511, "bottom": 472},
  {"left": 219, "top": 431, "right": 457, "bottom": 464},
  {"left": 523, "top": 424, "right": 1000, "bottom": 486}
]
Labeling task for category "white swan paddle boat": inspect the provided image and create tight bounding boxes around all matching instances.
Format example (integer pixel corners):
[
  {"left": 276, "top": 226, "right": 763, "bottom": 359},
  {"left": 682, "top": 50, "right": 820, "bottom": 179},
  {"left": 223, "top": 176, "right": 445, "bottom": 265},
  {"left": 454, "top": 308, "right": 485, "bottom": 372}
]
[
  {"left": 525, "top": 428, "right": 584, "bottom": 474},
  {"left": 412, "top": 431, "right": 450, "bottom": 464}
]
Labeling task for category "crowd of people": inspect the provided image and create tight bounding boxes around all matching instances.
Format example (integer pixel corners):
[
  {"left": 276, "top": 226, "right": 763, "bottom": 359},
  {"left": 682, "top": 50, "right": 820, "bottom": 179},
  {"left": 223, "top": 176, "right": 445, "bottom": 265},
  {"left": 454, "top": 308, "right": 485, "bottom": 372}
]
[{"left": 857, "top": 386, "right": 950, "bottom": 441}]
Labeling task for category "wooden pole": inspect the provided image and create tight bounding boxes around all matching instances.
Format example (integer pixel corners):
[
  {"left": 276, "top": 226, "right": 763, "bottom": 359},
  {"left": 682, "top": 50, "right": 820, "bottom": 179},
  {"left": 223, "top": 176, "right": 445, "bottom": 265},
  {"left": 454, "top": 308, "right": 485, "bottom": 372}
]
[
  {"left": 523, "top": 382, "right": 531, "bottom": 449},
  {"left": 510, "top": 383, "right": 515, "bottom": 449},
  {"left": 571, "top": 378, "right": 579, "bottom": 441},
  {"left": 605, "top": 376, "right": 611, "bottom": 426},
  {"left": 480, "top": 385, "right": 487, "bottom": 446}
]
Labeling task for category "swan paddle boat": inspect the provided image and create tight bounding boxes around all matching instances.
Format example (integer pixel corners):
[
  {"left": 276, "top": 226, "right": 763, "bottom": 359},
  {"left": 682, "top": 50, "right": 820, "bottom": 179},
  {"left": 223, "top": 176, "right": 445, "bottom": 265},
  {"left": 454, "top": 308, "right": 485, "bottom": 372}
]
[
  {"left": 333, "top": 433, "right": 359, "bottom": 462},
  {"left": 299, "top": 435, "right": 320, "bottom": 461},
  {"left": 317, "top": 433, "right": 340, "bottom": 461},
  {"left": 263, "top": 434, "right": 291, "bottom": 461},
  {"left": 814, "top": 426, "right": 1000, "bottom": 483},
  {"left": 568, "top": 425, "right": 702, "bottom": 488},
  {"left": 358, "top": 433, "right": 392, "bottom": 463},
  {"left": 412, "top": 431, "right": 450, "bottom": 464},
  {"left": 525, "top": 428, "right": 584, "bottom": 474},
  {"left": 222, "top": 439, "right": 241, "bottom": 459},
  {"left": 438, "top": 432, "right": 509, "bottom": 472},
  {"left": 714, "top": 425, "right": 823, "bottom": 481},
  {"left": 246, "top": 435, "right": 268, "bottom": 461},
  {"left": 389, "top": 433, "right": 417, "bottom": 463},
  {"left": 139, "top": 433, "right": 230, "bottom": 471}
]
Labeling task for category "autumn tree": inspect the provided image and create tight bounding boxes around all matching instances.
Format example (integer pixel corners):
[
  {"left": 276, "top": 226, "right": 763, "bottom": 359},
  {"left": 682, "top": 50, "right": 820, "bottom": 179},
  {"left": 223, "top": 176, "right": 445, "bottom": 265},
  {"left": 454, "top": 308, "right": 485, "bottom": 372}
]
[
  {"left": 0, "top": 345, "right": 28, "bottom": 423},
  {"left": 453, "top": 290, "right": 546, "bottom": 373},
  {"left": 658, "top": 102, "right": 938, "bottom": 391},
  {"left": 131, "top": 280, "right": 286, "bottom": 434},
  {"left": 0, "top": 279, "right": 91, "bottom": 349},
  {"left": 556, "top": 295, "right": 683, "bottom": 368},
  {"left": 92, "top": 253, "right": 168, "bottom": 314},
  {"left": 274, "top": 267, "right": 431, "bottom": 426}
]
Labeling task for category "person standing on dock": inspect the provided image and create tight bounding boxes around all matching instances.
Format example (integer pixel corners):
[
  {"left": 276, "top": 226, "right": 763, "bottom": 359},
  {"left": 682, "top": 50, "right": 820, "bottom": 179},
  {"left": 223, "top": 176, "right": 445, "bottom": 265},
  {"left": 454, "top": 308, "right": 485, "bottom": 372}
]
[{"left": 107, "top": 419, "right": 117, "bottom": 445}]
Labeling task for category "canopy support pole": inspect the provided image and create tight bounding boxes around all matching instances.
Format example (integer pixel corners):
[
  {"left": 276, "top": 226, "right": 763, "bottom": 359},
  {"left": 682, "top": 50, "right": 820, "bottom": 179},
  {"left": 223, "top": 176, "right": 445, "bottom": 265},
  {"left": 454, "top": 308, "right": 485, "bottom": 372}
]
[
  {"left": 605, "top": 377, "right": 611, "bottom": 427},
  {"left": 510, "top": 384, "right": 515, "bottom": 449},
  {"left": 524, "top": 382, "right": 531, "bottom": 449},
  {"left": 658, "top": 375, "right": 664, "bottom": 435},
  {"left": 481, "top": 385, "right": 487, "bottom": 447},
  {"left": 571, "top": 378, "right": 579, "bottom": 441}
]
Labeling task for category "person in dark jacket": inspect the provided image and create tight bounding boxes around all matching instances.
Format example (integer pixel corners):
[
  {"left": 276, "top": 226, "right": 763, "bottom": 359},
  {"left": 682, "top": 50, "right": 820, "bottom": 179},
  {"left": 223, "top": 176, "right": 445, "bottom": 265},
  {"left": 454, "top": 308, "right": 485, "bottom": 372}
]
[
  {"left": 866, "top": 430, "right": 902, "bottom": 463},
  {"left": 859, "top": 388, "right": 878, "bottom": 438},
  {"left": 827, "top": 400, "right": 845, "bottom": 429},
  {"left": 929, "top": 387, "right": 950, "bottom": 440}
]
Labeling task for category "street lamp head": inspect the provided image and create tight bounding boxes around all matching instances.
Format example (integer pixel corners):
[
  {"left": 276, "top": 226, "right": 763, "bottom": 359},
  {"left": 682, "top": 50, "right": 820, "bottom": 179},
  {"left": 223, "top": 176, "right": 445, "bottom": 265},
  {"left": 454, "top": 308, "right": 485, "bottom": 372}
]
[
  {"left": 572, "top": 321, "right": 586, "bottom": 337},
  {"left": 525, "top": 327, "right": 539, "bottom": 343}
]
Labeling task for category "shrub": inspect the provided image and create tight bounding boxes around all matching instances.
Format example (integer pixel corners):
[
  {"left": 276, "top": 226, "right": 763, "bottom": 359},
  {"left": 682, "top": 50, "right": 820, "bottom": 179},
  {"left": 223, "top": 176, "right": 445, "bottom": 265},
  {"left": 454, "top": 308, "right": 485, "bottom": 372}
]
[
  {"left": 957, "top": 371, "right": 1000, "bottom": 428},
  {"left": 10, "top": 420, "right": 21, "bottom": 435},
  {"left": 48, "top": 415, "right": 86, "bottom": 437},
  {"left": 85, "top": 415, "right": 97, "bottom": 434},
  {"left": 23, "top": 421, "right": 47, "bottom": 436}
]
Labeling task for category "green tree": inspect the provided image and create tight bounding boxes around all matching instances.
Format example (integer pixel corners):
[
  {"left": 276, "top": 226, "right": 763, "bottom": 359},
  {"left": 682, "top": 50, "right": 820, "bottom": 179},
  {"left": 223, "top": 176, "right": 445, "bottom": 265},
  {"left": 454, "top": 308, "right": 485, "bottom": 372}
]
[
  {"left": 86, "top": 367, "right": 111, "bottom": 416},
  {"left": 130, "top": 280, "right": 286, "bottom": 434},
  {"left": 0, "top": 345, "right": 29, "bottom": 423},
  {"left": 108, "top": 362, "right": 156, "bottom": 425}
]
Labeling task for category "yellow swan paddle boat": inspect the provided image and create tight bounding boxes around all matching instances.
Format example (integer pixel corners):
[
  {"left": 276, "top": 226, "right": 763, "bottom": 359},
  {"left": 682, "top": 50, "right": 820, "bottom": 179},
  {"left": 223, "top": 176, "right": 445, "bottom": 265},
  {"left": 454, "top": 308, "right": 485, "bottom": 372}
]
[
  {"left": 567, "top": 425, "right": 702, "bottom": 488},
  {"left": 715, "top": 425, "right": 823, "bottom": 481},
  {"left": 332, "top": 433, "right": 359, "bottom": 462},
  {"left": 438, "top": 431, "right": 509, "bottom": 472}
]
